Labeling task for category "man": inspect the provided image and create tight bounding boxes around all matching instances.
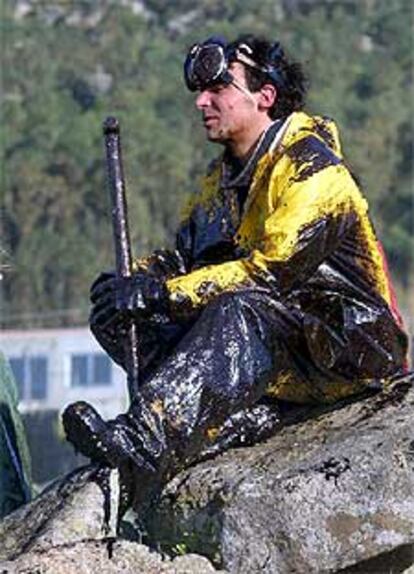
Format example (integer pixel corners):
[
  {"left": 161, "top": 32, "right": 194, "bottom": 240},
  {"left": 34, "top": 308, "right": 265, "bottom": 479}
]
[{"left": 63, "top": 35, "right": 408, "bottom": 513}]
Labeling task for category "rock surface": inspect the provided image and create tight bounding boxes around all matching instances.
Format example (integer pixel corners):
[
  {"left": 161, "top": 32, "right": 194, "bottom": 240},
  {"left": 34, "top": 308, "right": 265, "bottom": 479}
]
[
  {"left": 0, "top": 464, "right": 225, "bottom": 573},
  {"left": 0, "top": 465, "right": 119, "bottom": 562},
  {"left": 146, "top": 377, "right": 414, "bottom": 573},
  {"left": 0, "top": 540, "right": 221, "bottom": 574},
  {"left": 1, "top": 378, "right": 414, "bottom": 573}
]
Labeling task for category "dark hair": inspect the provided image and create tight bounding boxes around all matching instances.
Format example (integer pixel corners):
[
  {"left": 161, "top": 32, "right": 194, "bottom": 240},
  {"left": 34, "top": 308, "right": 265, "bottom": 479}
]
[{"left": 228, "top": 34, "right": 307, "bottom": 120}]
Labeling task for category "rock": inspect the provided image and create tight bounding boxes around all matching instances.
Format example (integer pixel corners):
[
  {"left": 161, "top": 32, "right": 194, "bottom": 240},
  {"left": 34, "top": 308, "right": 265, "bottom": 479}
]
[
  {"left": 0, "top": 464, "right": 225, "bottom": 573},
  {"left": 0, "top": 540, "right": 222, "bottom": 573},
  {"left": 146, "top": 376, "right": 414, "bottom": 573},
  {"left": 2, "top": 377, "right": 414, "bottom": 573},
  {"left": 0, "top": 464, "right": 120, "bottom": 562}
]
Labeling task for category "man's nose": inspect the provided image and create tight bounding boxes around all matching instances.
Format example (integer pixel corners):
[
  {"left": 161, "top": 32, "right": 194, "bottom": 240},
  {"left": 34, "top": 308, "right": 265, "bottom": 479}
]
[{"left": 196, "top": 90, "right": 211, "bottom": 109}]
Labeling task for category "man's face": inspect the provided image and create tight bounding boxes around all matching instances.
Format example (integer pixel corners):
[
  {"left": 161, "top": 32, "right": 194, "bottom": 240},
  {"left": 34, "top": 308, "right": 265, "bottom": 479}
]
[{"left": 195, "top": 62, "right": 259, "bottom": 147}]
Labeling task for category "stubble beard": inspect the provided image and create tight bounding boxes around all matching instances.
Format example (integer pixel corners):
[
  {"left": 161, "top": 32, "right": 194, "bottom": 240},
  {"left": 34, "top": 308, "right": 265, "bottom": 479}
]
[{"left": 205, "top": 122, "right": 231, "bottom": 146}]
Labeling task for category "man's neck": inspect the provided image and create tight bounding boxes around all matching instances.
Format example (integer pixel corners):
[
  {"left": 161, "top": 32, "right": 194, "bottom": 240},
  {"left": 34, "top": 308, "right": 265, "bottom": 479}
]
[{"left": 227, "top": 116, "right": 274, "bottom": 159}]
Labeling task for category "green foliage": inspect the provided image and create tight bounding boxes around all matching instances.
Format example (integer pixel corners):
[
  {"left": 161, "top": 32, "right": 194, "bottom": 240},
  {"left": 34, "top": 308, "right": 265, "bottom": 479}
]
[
  {"left": 1, "top": 0, "right": 412, "bottom": 326},
  {"left": 0, "top": 351, "right": 32, "bottom": 513},
  {"left": 171, "top": 542, "right": 188, "bottom": 557}
]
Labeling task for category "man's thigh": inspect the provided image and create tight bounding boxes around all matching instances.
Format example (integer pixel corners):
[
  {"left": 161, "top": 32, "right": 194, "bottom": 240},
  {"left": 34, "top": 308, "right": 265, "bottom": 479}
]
[{"left": 140, "top": 288, "right": 308, "bottom": 425}]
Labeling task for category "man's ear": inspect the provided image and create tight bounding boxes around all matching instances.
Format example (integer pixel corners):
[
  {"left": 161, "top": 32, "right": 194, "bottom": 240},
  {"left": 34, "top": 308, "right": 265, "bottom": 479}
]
[{"left": 258, "top": 83, "right": 277, "bottom": 112}]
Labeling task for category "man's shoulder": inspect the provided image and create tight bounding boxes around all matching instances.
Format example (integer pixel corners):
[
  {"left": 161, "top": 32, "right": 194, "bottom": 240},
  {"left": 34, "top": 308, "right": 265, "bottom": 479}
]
[
  {"left": 263, "top": 112, "right": 367, "bottom": 209},
  {"left": 278, "top": 112, "right": 343, "bottom": 159}
]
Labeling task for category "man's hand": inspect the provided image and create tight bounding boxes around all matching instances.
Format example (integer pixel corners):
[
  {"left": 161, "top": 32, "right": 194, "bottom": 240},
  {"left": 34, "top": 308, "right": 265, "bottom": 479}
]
[{"left": 90, "top": 270, "right": 168, "bottom": 327}]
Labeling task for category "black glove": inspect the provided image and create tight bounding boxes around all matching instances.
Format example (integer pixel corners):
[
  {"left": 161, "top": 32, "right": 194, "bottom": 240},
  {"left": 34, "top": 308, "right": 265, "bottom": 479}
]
[
  {"left": 90, "top": 270, "right": 169, "bottom": 328},
  {"left": 143, "top": 249, "right": 187, "bottom": 279}
]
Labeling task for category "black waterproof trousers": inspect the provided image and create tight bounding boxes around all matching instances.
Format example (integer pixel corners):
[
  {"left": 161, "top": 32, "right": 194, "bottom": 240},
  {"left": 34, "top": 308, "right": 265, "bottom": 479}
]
[{"left": 101, "top": 286, "right": 402, "bottom": 511}]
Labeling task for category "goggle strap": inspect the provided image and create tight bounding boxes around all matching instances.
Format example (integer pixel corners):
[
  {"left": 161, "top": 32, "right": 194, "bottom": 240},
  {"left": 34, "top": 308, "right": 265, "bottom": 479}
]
[
  {"left": 234, "top": 43, "right": 272, "bottom": 74},
  {"left": 230, "top": 77, "right": 257, "bottom": 103},
  {"left": 234, "top": 43, "right": 284, "bottom": 87}
]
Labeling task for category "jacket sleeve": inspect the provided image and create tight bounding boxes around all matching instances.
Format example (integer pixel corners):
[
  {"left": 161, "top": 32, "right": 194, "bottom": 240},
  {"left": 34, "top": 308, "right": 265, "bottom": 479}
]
[{"left": 166, "top": 160, "right": 365, "bottom": 318}]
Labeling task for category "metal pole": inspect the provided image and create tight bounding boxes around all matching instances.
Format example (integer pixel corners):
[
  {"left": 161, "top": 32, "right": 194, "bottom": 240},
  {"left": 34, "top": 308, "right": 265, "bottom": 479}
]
[{"left": 103, "top": 116, "right": 140, "bottom": 400}]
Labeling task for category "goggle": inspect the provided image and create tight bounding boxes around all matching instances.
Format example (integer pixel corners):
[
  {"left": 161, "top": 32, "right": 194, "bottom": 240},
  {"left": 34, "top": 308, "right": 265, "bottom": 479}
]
[{"left": 184, "top": 38, "right": 283, "bottom": 93}]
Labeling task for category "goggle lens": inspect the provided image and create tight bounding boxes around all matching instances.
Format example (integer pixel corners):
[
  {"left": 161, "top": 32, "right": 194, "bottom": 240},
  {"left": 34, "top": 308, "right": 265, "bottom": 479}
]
[{"left": 184, "top": 43, "right": 231, "bottom": 91}]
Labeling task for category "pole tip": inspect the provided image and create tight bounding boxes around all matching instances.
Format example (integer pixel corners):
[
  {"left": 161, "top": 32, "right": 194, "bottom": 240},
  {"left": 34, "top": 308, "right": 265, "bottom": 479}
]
[{"left": 103, "top": 116, "right": 120, "bottom": 135}]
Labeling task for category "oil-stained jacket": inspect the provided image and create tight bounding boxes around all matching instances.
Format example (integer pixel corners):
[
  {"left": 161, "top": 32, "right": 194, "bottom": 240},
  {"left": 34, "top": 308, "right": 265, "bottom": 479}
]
[{"left": 138, "top": 112, "right": 408, "bottom": 403}]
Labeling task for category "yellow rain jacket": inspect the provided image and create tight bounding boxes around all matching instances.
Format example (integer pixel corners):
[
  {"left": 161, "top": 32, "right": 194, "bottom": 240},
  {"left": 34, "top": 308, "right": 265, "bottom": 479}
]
[{"left": 141, "top": 112, "right": 408, "bottom": 403}]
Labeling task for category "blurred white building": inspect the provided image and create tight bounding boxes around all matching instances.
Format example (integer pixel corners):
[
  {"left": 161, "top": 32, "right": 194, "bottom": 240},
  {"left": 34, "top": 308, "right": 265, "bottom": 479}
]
[{"left": 0, "top": 327, "right": 128, "bottom": 419}]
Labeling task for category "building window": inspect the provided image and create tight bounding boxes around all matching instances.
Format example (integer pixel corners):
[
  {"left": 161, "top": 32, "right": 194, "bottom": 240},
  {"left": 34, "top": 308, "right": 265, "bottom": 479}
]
[
  {"left": 9, "top": 356, "right": 48, "bottom": 401},
  {"left": 70, "top": 353, "right": 111, "bottom": 387}
]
